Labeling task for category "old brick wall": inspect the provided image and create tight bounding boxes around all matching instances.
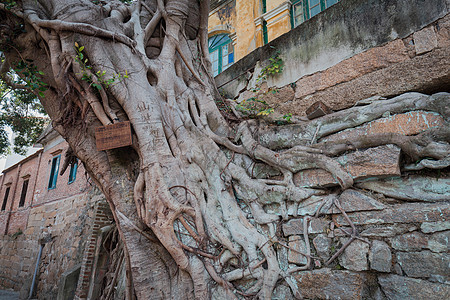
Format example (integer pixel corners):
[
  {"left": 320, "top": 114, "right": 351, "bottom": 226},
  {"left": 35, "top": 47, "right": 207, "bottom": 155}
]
[
  {"left": 0, "top": 131, "right": 113, "bottom": 299},
  {"left": 0, "top": 189, "right": 111, "bottom": 299},
  {"left": 74, "top": 200, "right": 114, "bottom": 299},
  {"left": 33, "top": 139, "right": 90, "bottom": 206}
]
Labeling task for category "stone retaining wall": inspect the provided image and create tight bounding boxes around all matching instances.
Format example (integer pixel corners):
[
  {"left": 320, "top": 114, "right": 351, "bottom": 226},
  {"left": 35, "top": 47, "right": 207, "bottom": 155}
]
[
  {"left": 217, "top": 0, "right": 450, "bottom": 118},
  {"left": 265, "top": 92, "right": 449, "bottom": 299},
  {"left": 214, "top": 2, "right": 450, "bottom": 294}
]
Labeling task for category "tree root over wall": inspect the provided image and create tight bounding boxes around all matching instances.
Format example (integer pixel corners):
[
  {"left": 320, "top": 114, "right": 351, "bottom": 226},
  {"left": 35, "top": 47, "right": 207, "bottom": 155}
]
[{"left": 0, "top": 1, "right": 449, "bottom": 299}]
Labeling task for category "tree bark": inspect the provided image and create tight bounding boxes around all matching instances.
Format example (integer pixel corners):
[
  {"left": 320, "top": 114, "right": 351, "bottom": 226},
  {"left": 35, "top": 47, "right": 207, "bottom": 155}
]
[{"left": 0, "top": 1, "right": 448, "bottom": 299}]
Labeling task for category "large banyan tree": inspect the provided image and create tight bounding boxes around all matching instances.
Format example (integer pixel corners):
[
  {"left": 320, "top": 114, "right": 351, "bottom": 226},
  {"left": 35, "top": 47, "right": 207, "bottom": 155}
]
[{"left": 1, "top": 0, "right": 449, "bottom": 299}]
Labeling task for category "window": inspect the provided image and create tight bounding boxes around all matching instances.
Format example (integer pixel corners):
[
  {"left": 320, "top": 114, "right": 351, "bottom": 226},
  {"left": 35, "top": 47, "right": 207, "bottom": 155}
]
[
  {"left": 208, "top": 34, "right": 234, "bottom": 76},
  {"left": 19, "top": 179, "right": 29, "bottom": 207},
  {"left": 291, "top": 0, "right": 340, "bottom": 28},
  {"left": 48, "top": 155, "right": 61, "bottom": 189},
  {"left": 292, "top": 1, "right": 306, "bottom": 27},
  {"left": 262, "top": 20, "right": 268, "bottom": 45},
  {"left": 68, "top": 159, "right": 78, "bottom": 184},
  {"left": 1, "top": 187, "right": 10, "bottom": 211},
  {"left": 309, "top": 0, "right": 321, "bottom": 18},
  {"left": 326, "top": 0, "right": 340, "bottom": 8}
]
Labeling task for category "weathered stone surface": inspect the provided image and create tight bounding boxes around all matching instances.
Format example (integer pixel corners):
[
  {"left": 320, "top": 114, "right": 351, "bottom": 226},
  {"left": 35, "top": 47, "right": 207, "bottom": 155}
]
[
  {"left": 313, "top": 234, "right": 331, "bottom": 260},
  {"left": 282, "top": 47, "right": 450, "bottom": 114},
  {"left": 292, "top": 268, "right": 376, "bottom": 300},
  {"left": 283, "top": 217, "right": 329, "bottom": 236},
  {"left": 339, "top": 239, "right": 369, "bottom": 271},
  {"left": 428, "top": 231, "right": 450, "bottom": 253},
  {"left": 393, "top": 263, "right": 403, "bottom": 276},
  {"left": 335, "top": 202, "right": 449, "bottom": 226},
  {"left": 357, "top": 176, "right": 450, "bottom": 202},
  {"left": 379, "top": 274, "right": 450, "bottom": 300},
  {"left": 293, "top": 195, "right": 331, "bottom": 216},
  {"left": 332, "top": 189, "right": 385, "bottom": 213},
  {"left": 421, "top": 221, "right": 450, "bottom": 233},
  {"left": 283, "top": 219, "right": 303, "bottom": 236},
  {"left": 306, "top": 101, "right": 333, "bottom": 120},
  {"left": 414, "top": 27, "right": 438, "bottom": 55},
  {"left": 361, "top": 224, "right": 417, "bottom": 237},
  {"left": 260, "top": 85, "right": 295, "bottom": 107},
  {"left": 369, "top": 240, "right": 392, "bottom": 272},
  {"left": 391, "top": 230, "right": 449, "bottom": 253},
  {"left": 236, "top": 89, "right": 256, "bottom": 104},
  {"left": 391, "top": 232, "right": 428, "bottom": 251},
  {"left": 294, "top": 145, "right": 401, "bottom": 188},
  {"left": 294, "top": 39, "right": 410, "bottom": 100},
  {"left": 288, "top": 235, "right": 307, "bottom": 265},
  {"left": 323, "top": 111, "right": 445, "bottom": 143},
  {"left": 397, "top": 251, "right": 449, "bottom": 279},
  {"left": 308, "top": 218, "right": 330, "bottom": 234},
  {"left": 272, "top": 284, "right": 294, "bottom": 300}
]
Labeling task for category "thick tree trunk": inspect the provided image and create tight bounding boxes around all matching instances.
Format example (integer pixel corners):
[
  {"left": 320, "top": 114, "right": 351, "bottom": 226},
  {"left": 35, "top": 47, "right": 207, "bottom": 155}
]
[{"left": 1, "top": 1, "right": 449, "bottom": 299}]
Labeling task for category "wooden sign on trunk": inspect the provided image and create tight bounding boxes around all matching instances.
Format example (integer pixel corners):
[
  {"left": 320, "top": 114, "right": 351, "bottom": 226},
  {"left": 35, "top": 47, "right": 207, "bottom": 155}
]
[{"left": 95, "top": 121, "right": 132, "bottom": 151}]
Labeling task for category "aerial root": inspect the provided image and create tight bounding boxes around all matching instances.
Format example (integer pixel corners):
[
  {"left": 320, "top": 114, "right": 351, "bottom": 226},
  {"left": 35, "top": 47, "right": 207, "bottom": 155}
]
[
  {"left": 316, "top": 127, "right": 450, "bottom": 162},
  {"left": 318, "top": 198, "right": 369, "bottom": 266},
  {"left": 236, "top": 122, "right": 354, "bottom": 189}
]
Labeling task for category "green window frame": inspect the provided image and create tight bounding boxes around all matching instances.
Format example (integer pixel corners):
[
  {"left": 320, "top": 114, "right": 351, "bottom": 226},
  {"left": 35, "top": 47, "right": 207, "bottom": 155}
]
[
  {"left": 291, "top": 0, "right": 340, "bottom": 28},
  {"left": 48, "top": 154, "right": 61, "bottom": 190},
  {"left": 262, "top": 20, "right": 268, "bottom": 45},
  {"left": 208, "top": 34, "right": 234, "bottom": 76},
  {"left": 68, "top": 159, "right": 78, "bottom": 184},
  {"left": 262, "top": 0, "right": 267, "bottom": 13}
]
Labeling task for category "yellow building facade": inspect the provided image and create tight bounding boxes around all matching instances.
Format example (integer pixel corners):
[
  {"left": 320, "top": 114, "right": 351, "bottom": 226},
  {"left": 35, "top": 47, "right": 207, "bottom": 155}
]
[{"left": 208, "top": 0, "right": 341, "bottom": 75}]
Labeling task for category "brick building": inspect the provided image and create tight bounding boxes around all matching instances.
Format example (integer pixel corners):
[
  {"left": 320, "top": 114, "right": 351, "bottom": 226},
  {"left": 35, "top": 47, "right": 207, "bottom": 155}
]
[{"left": 0, "top": 126, "right": 113, "bottom": 299}]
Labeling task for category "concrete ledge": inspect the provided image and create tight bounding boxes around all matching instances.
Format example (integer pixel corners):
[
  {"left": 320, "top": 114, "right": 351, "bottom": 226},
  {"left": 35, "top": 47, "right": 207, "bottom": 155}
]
[{"left": 216, "top": 0, "right": 449, "bottom": 91}]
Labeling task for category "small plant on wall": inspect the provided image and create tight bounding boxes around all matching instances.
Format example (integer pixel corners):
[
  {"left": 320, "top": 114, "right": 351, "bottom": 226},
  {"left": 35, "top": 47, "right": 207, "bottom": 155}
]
[
  {"left": 236, "top": 49, "right": 285, "bottom": 119},
  {"left": 257, "top": 50, "right": 284, "bottom": 83}
]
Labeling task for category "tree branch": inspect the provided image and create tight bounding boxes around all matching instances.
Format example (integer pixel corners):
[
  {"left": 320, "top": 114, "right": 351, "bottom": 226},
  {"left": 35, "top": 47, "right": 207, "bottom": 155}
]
[
  {"left": 24, "top": 11, "right": 137, "bottom": 49},
  {"left": 144, "top": 8, "right": 162, "bottom": 45}
]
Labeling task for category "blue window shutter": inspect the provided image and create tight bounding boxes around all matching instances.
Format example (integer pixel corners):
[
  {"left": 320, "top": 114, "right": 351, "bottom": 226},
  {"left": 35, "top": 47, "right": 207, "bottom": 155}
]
[
  {"left": 48, "top": 155, "right": 61, "bottom": 189},
  {"left": 68, "top": 160, "right": 78, "bottom": 184}
]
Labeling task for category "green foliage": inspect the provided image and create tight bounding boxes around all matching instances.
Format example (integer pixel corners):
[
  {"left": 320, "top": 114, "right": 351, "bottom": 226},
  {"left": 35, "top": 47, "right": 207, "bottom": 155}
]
[
  {"left": 10, "top": 228, "right": 23, "bottom": 239},
  {"left": 13, "top": 60, "right": 48, "bottom": 97},
  {"left": 257, "top": 50, "right": 284, "bottom": 83},
  {"left": 75, "top": 42, "right": 128, "bottom": 90},
  {"left": 236, "top": 97, "right": 274, "bottom": 117},
  {"left": 237, "top": 48, "right": 285, "bottom": 118},
  {"left": 282, "top": 113, "right": 292, "bottom": 122},
  {"left": 2, "top": 0, "right": 17, "bottom": 10},
  {"left": 0, "top": 53, "right": 49, "bottom": 156},
  {"left": 0, "top": 83, "right": 48, "bottom": 156}
]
